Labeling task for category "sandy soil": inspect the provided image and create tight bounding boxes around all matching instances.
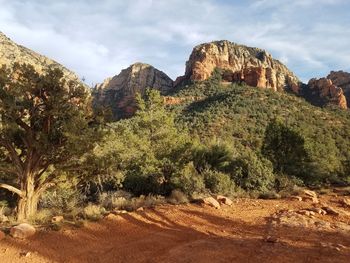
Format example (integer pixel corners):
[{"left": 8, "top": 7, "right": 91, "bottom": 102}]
[{"left": 0, "top": 194, "right": 349, "bottom": 263}]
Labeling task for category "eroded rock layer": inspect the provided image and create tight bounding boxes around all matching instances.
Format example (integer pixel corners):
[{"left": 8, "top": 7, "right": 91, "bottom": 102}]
[
  {"left": 304, "top": 76, "right": 348, "bottom": 109},
  {"left": 93, "top": 63, "right": 173, "bottom": 119},
  {"left": 176, "top": 40, "right": 300, "bottom": 93}
]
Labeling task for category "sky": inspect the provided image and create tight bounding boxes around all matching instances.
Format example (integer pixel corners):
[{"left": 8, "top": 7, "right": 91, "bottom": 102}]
[{"left": 0, "top": 0, "right": 349, "bottom": 86}]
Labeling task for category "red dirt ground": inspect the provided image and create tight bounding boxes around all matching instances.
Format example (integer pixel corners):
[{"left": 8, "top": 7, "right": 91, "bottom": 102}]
[{"left": 0, "top": 194, "right": 349, "bottom": 263}]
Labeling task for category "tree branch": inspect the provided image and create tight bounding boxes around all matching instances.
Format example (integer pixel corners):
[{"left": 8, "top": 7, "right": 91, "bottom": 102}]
[
  {"left": 0, "top": 139, "right": 24, "bottom": 172},
  {"left": 0, "top": 183, "right": 23, "bottom": 197}
]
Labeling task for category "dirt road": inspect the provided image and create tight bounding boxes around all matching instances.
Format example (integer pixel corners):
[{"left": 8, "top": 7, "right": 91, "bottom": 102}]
[{"left": 0, "top": 195, "right": 349, "bottom": 263}]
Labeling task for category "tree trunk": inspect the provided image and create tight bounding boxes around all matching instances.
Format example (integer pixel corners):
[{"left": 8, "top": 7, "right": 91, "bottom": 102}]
[{"left": 17, "top": 175, "right": 38, "bottom": 222}]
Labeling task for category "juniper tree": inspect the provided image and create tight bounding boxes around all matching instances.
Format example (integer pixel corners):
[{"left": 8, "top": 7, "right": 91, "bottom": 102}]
[{"left": 0, "top": 63, "right": 94, "bottom": 221}]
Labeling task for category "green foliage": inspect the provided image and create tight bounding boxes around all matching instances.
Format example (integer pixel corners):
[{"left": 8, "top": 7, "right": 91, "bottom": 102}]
[
  {"left": 229, "top": 150, "right": 275, "bottom": 192},
  {"left": 261, "top": 119, "right": 310, "bottom": 180},
  {"left": 0, "top": 63, "right": 98, "bottom": 219},
  {"left": 170, "top": 162, "right": 206, "bottom": 195},
  {"left": 175, "top": 83, "right": 350, "bottom": 187},
  {"left": 202, "top": 169, "right": 234, "bottom": 194}
]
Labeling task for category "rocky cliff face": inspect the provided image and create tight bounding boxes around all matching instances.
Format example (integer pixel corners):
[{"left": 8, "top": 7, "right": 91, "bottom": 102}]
[
  {"left": 327, "top": 71, "right": 350, "bottom": 108},
  {"left": 93, "top": 63, "right": 173, "bottom": 119},
  {"left": 176, "top": 40, "right": 300, "bottom": 93},
  {"left": 0, "top": 31, "right": 79, "bottom": 82},
  {"left": 305, "top": 77, "right": 347, "bottom": 109}
]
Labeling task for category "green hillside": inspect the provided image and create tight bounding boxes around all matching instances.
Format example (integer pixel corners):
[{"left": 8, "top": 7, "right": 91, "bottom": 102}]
[{"left": 171, "top": 78, "right": 350, "bottom": 186}]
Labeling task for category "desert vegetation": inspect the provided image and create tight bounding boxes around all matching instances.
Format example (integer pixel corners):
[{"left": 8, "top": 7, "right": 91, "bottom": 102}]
[{"left": 0, "top": 65, "right": 349, "bottom": 225}]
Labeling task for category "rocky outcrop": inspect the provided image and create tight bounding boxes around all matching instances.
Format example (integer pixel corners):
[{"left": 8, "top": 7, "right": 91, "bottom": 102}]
[
  {"left": 327, "top": 71, "right": 350, "bottom": 107},
  {"left": 93, "top": 63, "right": 173, "bottom": 119},
  {"left": 176, "top": 40, "right": 300, "bottom": 93},
  {"left": 305, "top": 77, "right": 347, "bottom": 109},
  {"left": 0, "top": 31, "right": 79, "bottom": 82}
]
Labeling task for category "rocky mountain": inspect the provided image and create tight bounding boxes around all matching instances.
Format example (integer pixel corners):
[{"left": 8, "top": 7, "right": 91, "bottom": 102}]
[
  {"left": 303, "top": 77, "right": 347, "bottom": 109},
  {"left": 175, "top": 40, "right": 300, "bottom": 93},
  {"left": 0, "top": 31, "right": 79, "bottom": 82},
  {"left": 328, "top": 71, "right": 350, "bottom": 108},
  {"left": 93, "top": 62, "right": 173, "bottom": 119}
]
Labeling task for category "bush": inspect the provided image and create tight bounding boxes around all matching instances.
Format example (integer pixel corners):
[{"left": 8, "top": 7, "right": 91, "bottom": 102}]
[
  {"left": 168, "top": 189, "right": 189, "bottom": 204},
  {"left": 170, "top": 162, "right": 206, "bottom": 195},
  {"left": 202, "top": 169, "right": 234, "bottom": 194},
  {"left": 83, "top": 204, "right": 106, "bottom": 221},
  {"left": 98, "top": 190, "right": 133, "bottom": 210},
  {"left": 39, "top": 183, "right": 86, "bottom": 213},
  {"left": 229, "top": 151, "right": 275, "bottom": 193}
]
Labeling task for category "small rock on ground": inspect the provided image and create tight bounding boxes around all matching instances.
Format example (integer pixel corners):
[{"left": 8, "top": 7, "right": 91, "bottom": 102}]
[
  {"left": 216, "top": 195, "right": 233, "bottom": 206},
  {"left": 10, "top": 223, "right": 36, "bottom": 239}
]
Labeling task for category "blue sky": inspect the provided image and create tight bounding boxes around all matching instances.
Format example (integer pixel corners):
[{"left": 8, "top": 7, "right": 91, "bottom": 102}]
[{"left": 0, "top": 0, "right": 349, "bottom": 85}]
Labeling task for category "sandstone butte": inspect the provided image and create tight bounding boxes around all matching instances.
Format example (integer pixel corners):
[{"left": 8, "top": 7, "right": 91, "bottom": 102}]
[
  {"left": 93, "top": 62, "right": 173, "bottom": 118},
  {"left": 0, "top": 32, "right": 348, "bottom": 112},
  {"left": 175, "top": 40, "right": 300, "bottom": 94},
  {"left": 95, "top": 40, "right": 349, "bottom": 116}
]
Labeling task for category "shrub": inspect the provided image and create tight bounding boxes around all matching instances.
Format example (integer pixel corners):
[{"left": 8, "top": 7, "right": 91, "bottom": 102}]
[
  {"left": 98, "top": 190, "right": 133, "bottom": 210},
  {"left": 229, "top": 151, "right": 275, "bottom": 193},
  {"left": 170, "top": 162, "right": 205, "bottom": 195},
  {"left": 39, "top": 183, "right": 86, "bottom": 213},
  {"left": 168, "top": 189, "right": 189, "bottom": 204},
  {"left": 83, "top": 204, "right": 106, "bottom": 221},
  {"left": 202, "top": 169, "right": 234, "bottom": 194}
]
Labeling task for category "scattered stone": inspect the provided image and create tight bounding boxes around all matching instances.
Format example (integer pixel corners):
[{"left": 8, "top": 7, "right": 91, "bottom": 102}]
[
  {"left": 322, "top": 206, "right": 340, "bottom": 216},
  {"left": 265, "top": 236, "right": 279, "bottom": 243},
  {"left": 136, "top": 207, "right": 144, "bottom": 212},
  {"left": 10, "top": 223, "right": 36, "bottom": 239},
  {"left": 270, "top": 209, "right": 350, "bottom": 232},
  {"left": 308, "top": 207, "right": 327, "bottom": 215},
  {"left": 0, "top": 230, "right": 5, "bottom": 240},
  {"left": 336, "top": 244, "right": 347, "bottom": 250},
  {"left": 51, "top": 216, "right": 64, "bottom": 223},
  {"left": 302, "top": 189, "right": 318, "bottom": 198},
  {"left": 20, "top": 251, "right": 31, "bottom": 257},
  {"left": 200, "top": 197, "right": 221, "bottom": 209},
  {"left": 216, "top": 195, "right": 233, "bottom": 206},
  {"left": 297, "top": 210, "right": 311, "bottom": 216},
  {"left": 303, "top": 196, "right": 319, "bottom": 204},
  {"left": 289, "top": 196, "right": 302, "bottom": 201},
  {"left": 341, "top": 198, "right": 350, "bottom": 207}
]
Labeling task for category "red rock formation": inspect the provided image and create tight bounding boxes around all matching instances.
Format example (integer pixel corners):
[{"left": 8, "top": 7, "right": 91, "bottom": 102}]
[
  {"left": 307, "top": 78, "right": 347, "bottom": 109},
  {"left": 93, "top": 63, "right": 173, "bottom": 119},
  {"left": 327, "top": 71, "right": 350, "bottom": 108},
  {"left": 176, "top": 40, "right": 300, "bottom": 92}
]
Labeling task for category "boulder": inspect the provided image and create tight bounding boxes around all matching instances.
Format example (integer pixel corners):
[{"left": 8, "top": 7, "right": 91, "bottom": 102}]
[
  {"left": 322, "top": 206, "right": 340, "bottom": 216},
  {"left": 308, "top": 207, "right": 327, "bottom": 215},
  {"left": 200, "top": 197, "right": 221, "bottom": 209},
  {"left": 289, "top": 196, "right": 302, "bottom": 201},
  {"left": 216, "top": 195, "right": 233, "bottom": 206},
  {"left": 303, "top": 196, "right": 319, "bottom": 204},
  {"left": 10, "top": 223, "right": 36, "bottom": 239},
  {"left": 302, "top": 189, "right": 317, "bottom": 198}
]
